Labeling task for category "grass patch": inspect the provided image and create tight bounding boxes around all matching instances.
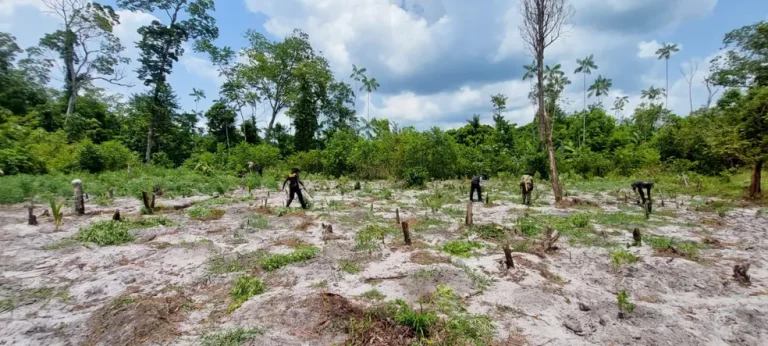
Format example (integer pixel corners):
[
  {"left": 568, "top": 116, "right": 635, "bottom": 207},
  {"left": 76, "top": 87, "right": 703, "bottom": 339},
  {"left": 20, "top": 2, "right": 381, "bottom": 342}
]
[
  {"left": 43, "top": 238, "right": 79, "bottom": 250},
  {"left": 339, "top": 259, "right": 362, "bottom": 274},
  {"left": 441, "top": 240, "right": 483, "bottom": 258},
  {"left": 360, "top": 289, "right": 386, "bottom": 301},
  {"left": 471, "top": 223, "right": 509, "bottom": 242},
  {"left": 617, "top": 290, "right": 635, "bottom": 318},
  {"left": 693, "top": 200, "right": 733, "bottom": 217},
  {"left": 410, "top": 251, "right": 451, "bottom": 265},
  {"left": 454, "top": 261, "right": 492, "bottom": 291},
  {"left": 411, "top": 218, "right": 450, "bottom": 233},
  {"left": 188, "top": 206, "right": 225, "bottom": 220},
  {"left": 200, "top": 327, "right": 264, "bottom": 346},
  {"left": 260, "top": 247, "right": 319, "bottom": 271},
  {"left": 646, "top": 236, "right": 703, "bottom": 260},
  {"left": 610, "top": 249, "right": 639, "bottom": 269},
  {"left": 0, "top": 299, "right": 13, "bottom": 312},
  {"left": 75, "top": 221, "right": 135, "bottom": 246},
  {"left": 243, "top": 214, "right": 269, "bottom": 229},
  {"left": 206, "top": 251, "right": 265, "bottom": 275},
  {"left": 355, "top": 224, "right": 397, "bottom": 251},
  {"left": 413, "top": 268, "right": 440, "bottom": 280},
  {"left": 124, "top": 216, "right": 173, "bottom": 228},
  {"left": 228, "top": 275, "right": 265, "bottom": 313},
  {"left": 441, "top": 207, "right": 464, "bottom": 218}
]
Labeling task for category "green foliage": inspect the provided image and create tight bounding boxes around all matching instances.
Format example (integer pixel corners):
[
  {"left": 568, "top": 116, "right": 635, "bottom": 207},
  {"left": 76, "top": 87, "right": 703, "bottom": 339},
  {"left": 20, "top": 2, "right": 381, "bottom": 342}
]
[
  {"left": 338, "top": 259, "right": 361, "bottom": 274},
  {"left": 75, "top": 220, "right": 135, "bottom": 246},
  {"left": 200, "top": 328, "right": 264, "bottom": 346},
  {"left": 360, "top": 289, "right": 385, "bottom": 301},
  {"left": 472, "top": 223, "right": 508, "bottom": 242},
  {"left": 391, "top": 299, "right": 438, "bottom": 339},
  {"left": 646, "top": 236, "right": 702, "bottom": 259},
  {"left": 403, "top": 167, "right": 428, "bottom": 188},
  {"left": 610, "top": 249, "right": 638, "bottom": 269},
  {"left": 259, "top": 247, "right": 319, "bottom": 271},
  {"left": 442, "top": 240, "right": 483, "bottom": 258},
  {"left": 355, "top": 224, "right": 395, "bottom": 251},
  {"left": 617, "top": 290, "right": 635, "bottom": 316},
  {"left": 228, "top": 275, "right": 265, "bottom": 313},
  {"left": 188, "top": 206, "right": 225, "bottom": 220},
  {"left": 50, "top": 199, "right": 64, "bottom": 230}
]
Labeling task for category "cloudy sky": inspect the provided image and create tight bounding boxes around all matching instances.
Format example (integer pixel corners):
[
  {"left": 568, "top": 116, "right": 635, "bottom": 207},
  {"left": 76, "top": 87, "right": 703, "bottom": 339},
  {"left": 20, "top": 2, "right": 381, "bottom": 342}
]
[{"left": 2, "top": 0, "right": 767, "bottom": 130}]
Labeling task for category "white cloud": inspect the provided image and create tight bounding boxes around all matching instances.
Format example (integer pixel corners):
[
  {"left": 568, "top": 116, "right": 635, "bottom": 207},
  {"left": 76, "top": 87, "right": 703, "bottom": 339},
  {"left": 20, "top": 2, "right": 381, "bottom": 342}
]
[
  {"left": 181, "top": 55, "right": 223, "bottom": 86},
  {"left": 0, "top": 0, "right": 45, "bottom": 17},
  {"left": 637, "top": 40, "right": 662, "bottom": 59}
]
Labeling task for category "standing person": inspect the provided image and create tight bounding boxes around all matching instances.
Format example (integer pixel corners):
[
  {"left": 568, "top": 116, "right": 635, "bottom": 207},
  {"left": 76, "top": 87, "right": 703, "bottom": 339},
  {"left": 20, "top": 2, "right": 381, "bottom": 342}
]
[
  {"left": 283, "top": 168, "right": 308, "bottom": 209},
  {"left": 520, "top": 174, "right": 534, "bottom": 205},
  {"left": 470, "top": 174, "right": 488, "bottom": 202},
  {"left": 631, "top": 181, "right": 654, "bottom": 207}
]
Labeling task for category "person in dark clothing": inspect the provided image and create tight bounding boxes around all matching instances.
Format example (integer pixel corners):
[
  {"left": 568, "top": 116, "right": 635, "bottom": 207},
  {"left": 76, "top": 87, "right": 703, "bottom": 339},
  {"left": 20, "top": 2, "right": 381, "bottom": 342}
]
[
  {"left": 283, "top": 168, "right": 308, "bottom": 209},
  {"left": 631, "top": 181, "right": 654, "bottom": 206},
  {"left": 470, "top": 175, "right": 488, "bottom": 202}
]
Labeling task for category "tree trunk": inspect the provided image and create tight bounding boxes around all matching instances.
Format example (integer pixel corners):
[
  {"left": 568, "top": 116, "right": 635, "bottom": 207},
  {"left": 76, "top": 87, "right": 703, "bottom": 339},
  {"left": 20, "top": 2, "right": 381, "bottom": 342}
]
[
  {"left": 537, "top": 52, "right": 563, "bottom": 202},
  {"left": 66, "top": 89, "right": 77, "bottom": 118},
  {"left": 72, "top": 179, "right": 85, "bottom": 215},
  {"left": 749, "top": 159, "right": 763, "bottom": 198},
  {"left": 582, "top": 73, "right": 586, "bottom": 148},
  {"left": 266, "top": 109, "right": 279, "bottom": 141},
  {"left": 401, "top": 221, "right": 411, "bottom": 246},
  {"left": 503, "top": 241, "right": 514, "bottom": 269},
  {"left": 665, "top": 59, "right": 669, "bottom": 109},
  {"left": 145, "top": 122, "right": 154, "bottom": 162},
  {"left": 28, "top": 205, "right": 37, "bottom": 225},
  {"left": 395, "top": 208, "right": 400, "bottom": 225},
  {"left": 465, "top": 201, "right": 473, "bottom": 226}
]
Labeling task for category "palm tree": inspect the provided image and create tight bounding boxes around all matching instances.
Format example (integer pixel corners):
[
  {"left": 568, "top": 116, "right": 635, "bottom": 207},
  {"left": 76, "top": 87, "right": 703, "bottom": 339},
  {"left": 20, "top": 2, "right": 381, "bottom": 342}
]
[
  {"left": 612, "top": 95, "right": 629, "bottom": 118},
  {"left": 361, "top": 76, "right": 380, "bottom": 122},
  {"left": 522, "top": 61, "right": 538, "bottom": 105},
  {"left": 587, "top": 75, "right": 612, "bottom": 104},
  {"left": 190, "top": 88, "right": 206, "bottom": 113},
  {"left": 641, "top": 86, "right": 665, "bottom": 104},
  {"left": 349, "top": 64, "right": 367, "bottom": 107},
  {"left": 544, "top": 64, "right": 570, "bottom": 120},
  {"left": 655, "top": 43, "right": 679, "bottom": 108},
  {"left": 574, "top": 55, "right": 598, "bottom": 148}
]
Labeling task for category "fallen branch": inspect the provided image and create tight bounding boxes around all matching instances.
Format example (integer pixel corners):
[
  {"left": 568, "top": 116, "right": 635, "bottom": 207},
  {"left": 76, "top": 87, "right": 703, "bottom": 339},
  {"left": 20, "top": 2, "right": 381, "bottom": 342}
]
[{"left": 363, "top": 274, "right": 408, "bottom": 283}]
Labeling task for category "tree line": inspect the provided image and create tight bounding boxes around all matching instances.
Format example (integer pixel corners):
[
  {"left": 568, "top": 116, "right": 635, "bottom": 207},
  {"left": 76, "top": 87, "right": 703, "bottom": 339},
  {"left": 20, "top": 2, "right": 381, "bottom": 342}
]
[{"left": 0, "top": 0, "right": 765, "bottom": 198}]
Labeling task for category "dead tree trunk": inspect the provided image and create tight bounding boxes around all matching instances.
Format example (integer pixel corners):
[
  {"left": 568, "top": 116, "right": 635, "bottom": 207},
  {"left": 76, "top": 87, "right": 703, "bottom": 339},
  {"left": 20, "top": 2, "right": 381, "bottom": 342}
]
[
  {"left": 72, "top": 179, "right": 85, "bottom": 215},
  {"left": 401, "top": 221, "right": 412, "bottom": 246},
  {"left": 632, "top": 228, "right": 642, "bottom": 246},
  {"left": 465, "top": 202, "right": 473, "bottom": 226},
  {"left": 113, "top": 209, "right": 121, "bottom": 221},
  {"left": 141, "top": 191, "right": 153, "bottom": 213},
  {"left": 503, "top": 241, "right": 514, "bottom": 269},
  {"left": 541, "top": 226, "right": 560, "bottom": 252},
  {"left": 395, "top": 208, "right": 400, "bottom": 225},
  {"left": 749, "top": 159, "right": 762, "bottom": 199},
  {"left": 28, "top": 205, "right": 37, "bottom": 225}
]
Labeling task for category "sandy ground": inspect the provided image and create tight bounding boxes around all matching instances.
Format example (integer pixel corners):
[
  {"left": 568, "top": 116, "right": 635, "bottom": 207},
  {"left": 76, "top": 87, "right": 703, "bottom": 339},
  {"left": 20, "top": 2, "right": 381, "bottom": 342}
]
[{"left": 1, "top": 180, "right": 767, "bottom": 346}]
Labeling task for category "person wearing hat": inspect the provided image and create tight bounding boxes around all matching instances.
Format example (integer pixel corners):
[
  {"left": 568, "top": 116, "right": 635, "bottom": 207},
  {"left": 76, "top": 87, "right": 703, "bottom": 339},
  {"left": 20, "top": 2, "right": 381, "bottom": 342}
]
[{"left": 282, "top": 168, "right": 308, "bottom": 209}]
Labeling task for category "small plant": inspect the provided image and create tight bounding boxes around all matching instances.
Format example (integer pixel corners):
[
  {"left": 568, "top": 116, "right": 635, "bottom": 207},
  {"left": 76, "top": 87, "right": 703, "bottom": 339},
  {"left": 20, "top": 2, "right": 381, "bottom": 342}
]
[
  {"left": 228, "top": 276, "right": 265, "bottom": 313},
  {"left": 259, "top": 247, "right": 319, "bottom": 271},
  {"left": 518, "top": 217, "right": 541, "bottom": 237},
  {"left": 472, "top": 223, "right": 507, "bottom": 242},
  {"left": 569, "top": 213, "right": 590, "bottom": 228},
  {"left": 454, "top": 261, "right": 492, "bottom": 291},
  {"left": 391, "top": 299, "right": 438, "bottom": 339},
  {"left": 646, "top": 236, "right": 702, "bottom": 259},
  {"left": 200, "top": 327, "right": 264, "bottom": 346},
  {"left": 43, "top": 238, "right": 79, "bottom": 250},
  {"left": 0, "top": 299, "right": 14, "bottom": 312},
  {"left": 50, "top": 200, "right": 64, "bottom": 230},
  {"left": 244, "top": 214, "right": 269, "bottom": 229},
  {"left": 339, "top": 259, "right": 361, "bottom": 274},
  {"left": 360, "top": 289, "right": 386, "bottom": 301},
  {"left": 75, "top": 221, "right": 134, "bottom": 246},
  {"left": 617, "top": 290, "right": 635, "bottom": 318},
  {"left": 610, "top": 249, "right": 638, "bottom": 269},
  {"left": 442, "top": 240, "right": 483, "bottom": 258},
  {"left": 355, "top": 224, "right": 395, "bottom": 251},
  {"left": 188, "top": 206, "right": 225, "bottom": 220}
]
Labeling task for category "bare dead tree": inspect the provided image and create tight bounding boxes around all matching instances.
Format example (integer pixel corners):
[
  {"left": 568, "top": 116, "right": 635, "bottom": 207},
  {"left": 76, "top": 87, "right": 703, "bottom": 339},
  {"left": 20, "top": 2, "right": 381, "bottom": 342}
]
[
  {"left": 702, "top": 76, "right": 720, "bottom": 109},
  {"left": 680, "top": 62, "right": 698, "bottom": 114},
  {"left": 519, "top": 0, "right": 574, "bottom": 202}
]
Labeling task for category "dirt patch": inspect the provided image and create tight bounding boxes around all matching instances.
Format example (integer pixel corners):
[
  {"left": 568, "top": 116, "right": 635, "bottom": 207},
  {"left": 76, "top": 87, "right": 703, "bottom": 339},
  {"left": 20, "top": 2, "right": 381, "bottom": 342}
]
[
  {"left": 83, "top": 294, "right": 191, "bottom": 346},
  {"left": 410, "top": 251, "right": 451, "bottom": 265}
]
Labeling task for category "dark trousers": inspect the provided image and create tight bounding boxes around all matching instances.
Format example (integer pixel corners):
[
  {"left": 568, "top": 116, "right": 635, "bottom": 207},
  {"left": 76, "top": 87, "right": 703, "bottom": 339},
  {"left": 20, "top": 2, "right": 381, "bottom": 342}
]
[
  {"left": 636, "top": 188, "right": 652, "bottom": 205},
  {"left": 287, "top": 188, "right": 307, "bottom": 208},
  {"left": 521, "top": 187, "right": 532, "bottom": 205},
  {"left": 470, "top": 183, "right": 482, "bottom": 201}
]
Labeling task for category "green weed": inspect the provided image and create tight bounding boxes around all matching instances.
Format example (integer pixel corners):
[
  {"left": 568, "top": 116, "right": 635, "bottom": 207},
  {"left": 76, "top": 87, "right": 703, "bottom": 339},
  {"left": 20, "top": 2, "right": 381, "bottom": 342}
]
[
  {"left": 244, "top": 214, "right": 269, "bottom": 229},
  {"left": 228, "top": 275, "right": 265, "bottom": 313},
  {"left": 43, "top": 238, "right": 79, "bottom": 250},
  {"left": 0, "top": 299, "right": 13, "bottom": 312},
  {"left": 617, "top": 290, "right": 635, "bottom": 317},
  {"left": 75, "top": 221, "right": 134, "bottom": 246},
  {"left": 471, "top": 223, "right": 508, "bottom": 242},
  {"left": 260, "top": 247, "right": 319, "bottom": 271},
  {"left": 391, "top": 299, "right": 439, "bottom": 339},
  {"left": 646, "top": 236, "right": 703, "bottom": 259},
  {"left": 412, "top": 218, "right": 450, "bottom": 233},
  {"left": 200, "top": 328, "right": 264, "bottom": 346},
  {"left": 188, "top": 206, "right": 225, "bottom": 220},
  {"left": 360, "top": 289, "right": 386, "bottom": 301},
  {"left": 610, "top": 249, "right": 639, "bottom": 269},
  {"left": 206, "top": 251, "right": 265, "bottom": 275},
  {"left": 355, "top": 224, "right": 396, "bottom": 251},
  {"left": 442, "top": 240, "right": 483, "bottom": 258},
  {"left": 454, "top": 261, "right": 492, "bottom": 291},
  {"left": 50, "top": 199, "right": 64, "bottom": 230},
  {"left": 339, "top": 259, "right": 362, "bottom": 274}
]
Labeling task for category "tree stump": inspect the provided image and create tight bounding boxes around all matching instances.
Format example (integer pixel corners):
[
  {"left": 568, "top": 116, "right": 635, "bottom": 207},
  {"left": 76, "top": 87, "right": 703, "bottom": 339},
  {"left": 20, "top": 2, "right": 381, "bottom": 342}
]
[
  {"left": 108, "top": 187, "right": 115, "bottom": 199},
  {"left": 401, "top": 221, "right": 412, "bottom": 246},
  {"left": 113, "top": 209, "right": 121, "bottom": 221},
  {"left": 541, "top": 226, "right": 560, "bottom": 252},
  {"left": 503, "top": 241, "right": 514, "bottom": 269},
  {"left": 72, "top": 179, "right": 85, "bottom": 215},
  {"left": 354, "top": 181, "right": 361, "bottom": 190},
  {"left": 632, "top": 228, "right": 642, "bottom": 246},
  {"left": 465, "top": 202, "right": 473, "bottom": 226},
  {"left": 733, "top": 263, "right": 751, "bottom": 285},
  {"left": 395, "top": 208, "right": 400, "bottom": 225},
  {"left": 370, "top": 202, "right": 373, "bottom": 213},
  {"left": 485, "top": 194, "right": 490, "bottom": 205},
  {"left": 141, "top": 191, "right": 153, "bottom": 213},
  {"left": 28, "top": 205, "right": 37, "bottom": 226}
]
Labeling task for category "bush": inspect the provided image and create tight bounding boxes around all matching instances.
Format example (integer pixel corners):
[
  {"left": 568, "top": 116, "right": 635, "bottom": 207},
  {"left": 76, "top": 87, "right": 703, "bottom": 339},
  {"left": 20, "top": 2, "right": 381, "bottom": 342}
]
[
  {"left": 78, "top": 140, "right": 105, "bottom": 173},
  {"left": 259, "top": 247, "right": 319, "bottom": 271},
  {"left": 404, "top": 167, "right": 429, "bottom": 188},
  {"left": 228, "top": 275, "right": 265, "bottom": 313},
  {"left": 0, "top": 148, "right": 46, "bottom": 175},
  {"left": 151, "top": 152, "right": 174, "bottom": 168},
  {"left": 75, "top": 220, "right": 135, "bottom": 246},
  {"left": 98, "top": 141, "right": 138, "bottom": 171},
  {"left": 442, "top": 240, "right": 483, "bottom": 257}
]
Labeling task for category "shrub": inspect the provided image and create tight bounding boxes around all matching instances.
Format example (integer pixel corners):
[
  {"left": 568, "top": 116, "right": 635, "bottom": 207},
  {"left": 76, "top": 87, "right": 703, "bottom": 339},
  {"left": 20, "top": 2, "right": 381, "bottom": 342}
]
[
  {"left": 228, "top": 276, "right": 265, "bottom": 313},
  {"left": 259, "top": 247, "right": 319, "bottom": 271},
  {"left": 442, "top": 240, "right": 483, "bottom": 257},
  {"left": 75, "top": 220, "right": 134, "bottom": 246},
  {"left": 151, "top": 152, "right": 174, "bottom": 168},
  {"left": 188, "top": 206, "right": 226, "bottom": 220},
  {"left": 98, "top": 140, "right": 138, "bottom": 171},
  {"left": 610, "top": 249, "right": 638, "bottom": 269},
  {"left": 404, "top": 167, "right": 428, "bottom": 188},
  {"left": 0, "top": 148, "right": 46, "bottom": 175},
  {"left": 78, "top": 140, "right": 105, "bottom": 173}
]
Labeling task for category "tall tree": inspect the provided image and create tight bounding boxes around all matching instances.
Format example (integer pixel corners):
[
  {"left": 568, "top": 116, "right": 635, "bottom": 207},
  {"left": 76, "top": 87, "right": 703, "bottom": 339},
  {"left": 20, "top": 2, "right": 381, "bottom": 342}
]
[
  {"left": 40, "top": 0, "right": 130, "bottom": 118},
  {"left": 641, "top": 86, "right": 665, "bottom": 104},
  {"left": 288, "top": 57, "right": 332, "bottom": 152},
  {"left": 190, "top": 88, "right": 205, "bottom": 113},
  {"left": 587, "top": 75, "right": 612, "bottom": 104},
  {"left": 349, "top": 64, "right": 366, "bottom": 107},
  {"left": 655, "top": 43, "right": 680, "bottom": 108},
  {"left": 679, "top": 62, "right": 698, "bottom": 114},
  {"left": 702, "top": 76, "right": 720, "bottom": 109},
  {"left": 574, "top": 54, "right": 597, "bottom": 146},
  {"left": 118, "top": 0, "right": 218, "bottom": 162},
  {"left": 544, "top": 64, "right": 570, "bottom": 125},
  {"left": 519, "top": 0, "right": 574, "bottom": 202},
  {"left": 321, "top": 81, "right": 357, "bottom": 136},
  {"left": 612, "top": 95, "right": 629, "bottom": 118},
  {"left": 710, "top": 21, "right": 768, "bottom": 197},
  {"left": 204, "top": 101, "right": 237, "bottom": 148},
  {"left": 491, "top": 93, "right": 508, "bottom": 121},
  {"left": 238, "top": 29, "right": 314, "bottom": 140},
  {"left": 361, "top": 76, "right": 380, "bottom": 122}
]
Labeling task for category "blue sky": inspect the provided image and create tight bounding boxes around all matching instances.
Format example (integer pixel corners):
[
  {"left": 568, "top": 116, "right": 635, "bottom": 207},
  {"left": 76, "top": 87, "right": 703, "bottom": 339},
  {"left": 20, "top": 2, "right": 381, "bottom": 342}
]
[{"left": 2, "top": 0, "right": 767, "bottom": 130}]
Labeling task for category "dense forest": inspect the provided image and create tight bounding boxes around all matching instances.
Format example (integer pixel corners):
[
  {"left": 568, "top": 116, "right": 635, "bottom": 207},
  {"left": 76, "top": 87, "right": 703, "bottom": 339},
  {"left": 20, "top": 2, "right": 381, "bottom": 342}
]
[{"left": 0, "top": 1, "right": 766, "bottom": 199}]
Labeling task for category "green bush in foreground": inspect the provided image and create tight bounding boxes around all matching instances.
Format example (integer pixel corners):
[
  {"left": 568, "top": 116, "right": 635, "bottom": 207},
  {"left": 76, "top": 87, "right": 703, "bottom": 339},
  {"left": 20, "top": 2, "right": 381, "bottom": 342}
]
[
  {"left": 260, "top": 247, "right": 319, "bottom": 271},
  {"left": 75, "top": 221, "right": 135, "bottom": 246},
  {"left": 228, "top": 276, "right": 265, "bottom": 313}
]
